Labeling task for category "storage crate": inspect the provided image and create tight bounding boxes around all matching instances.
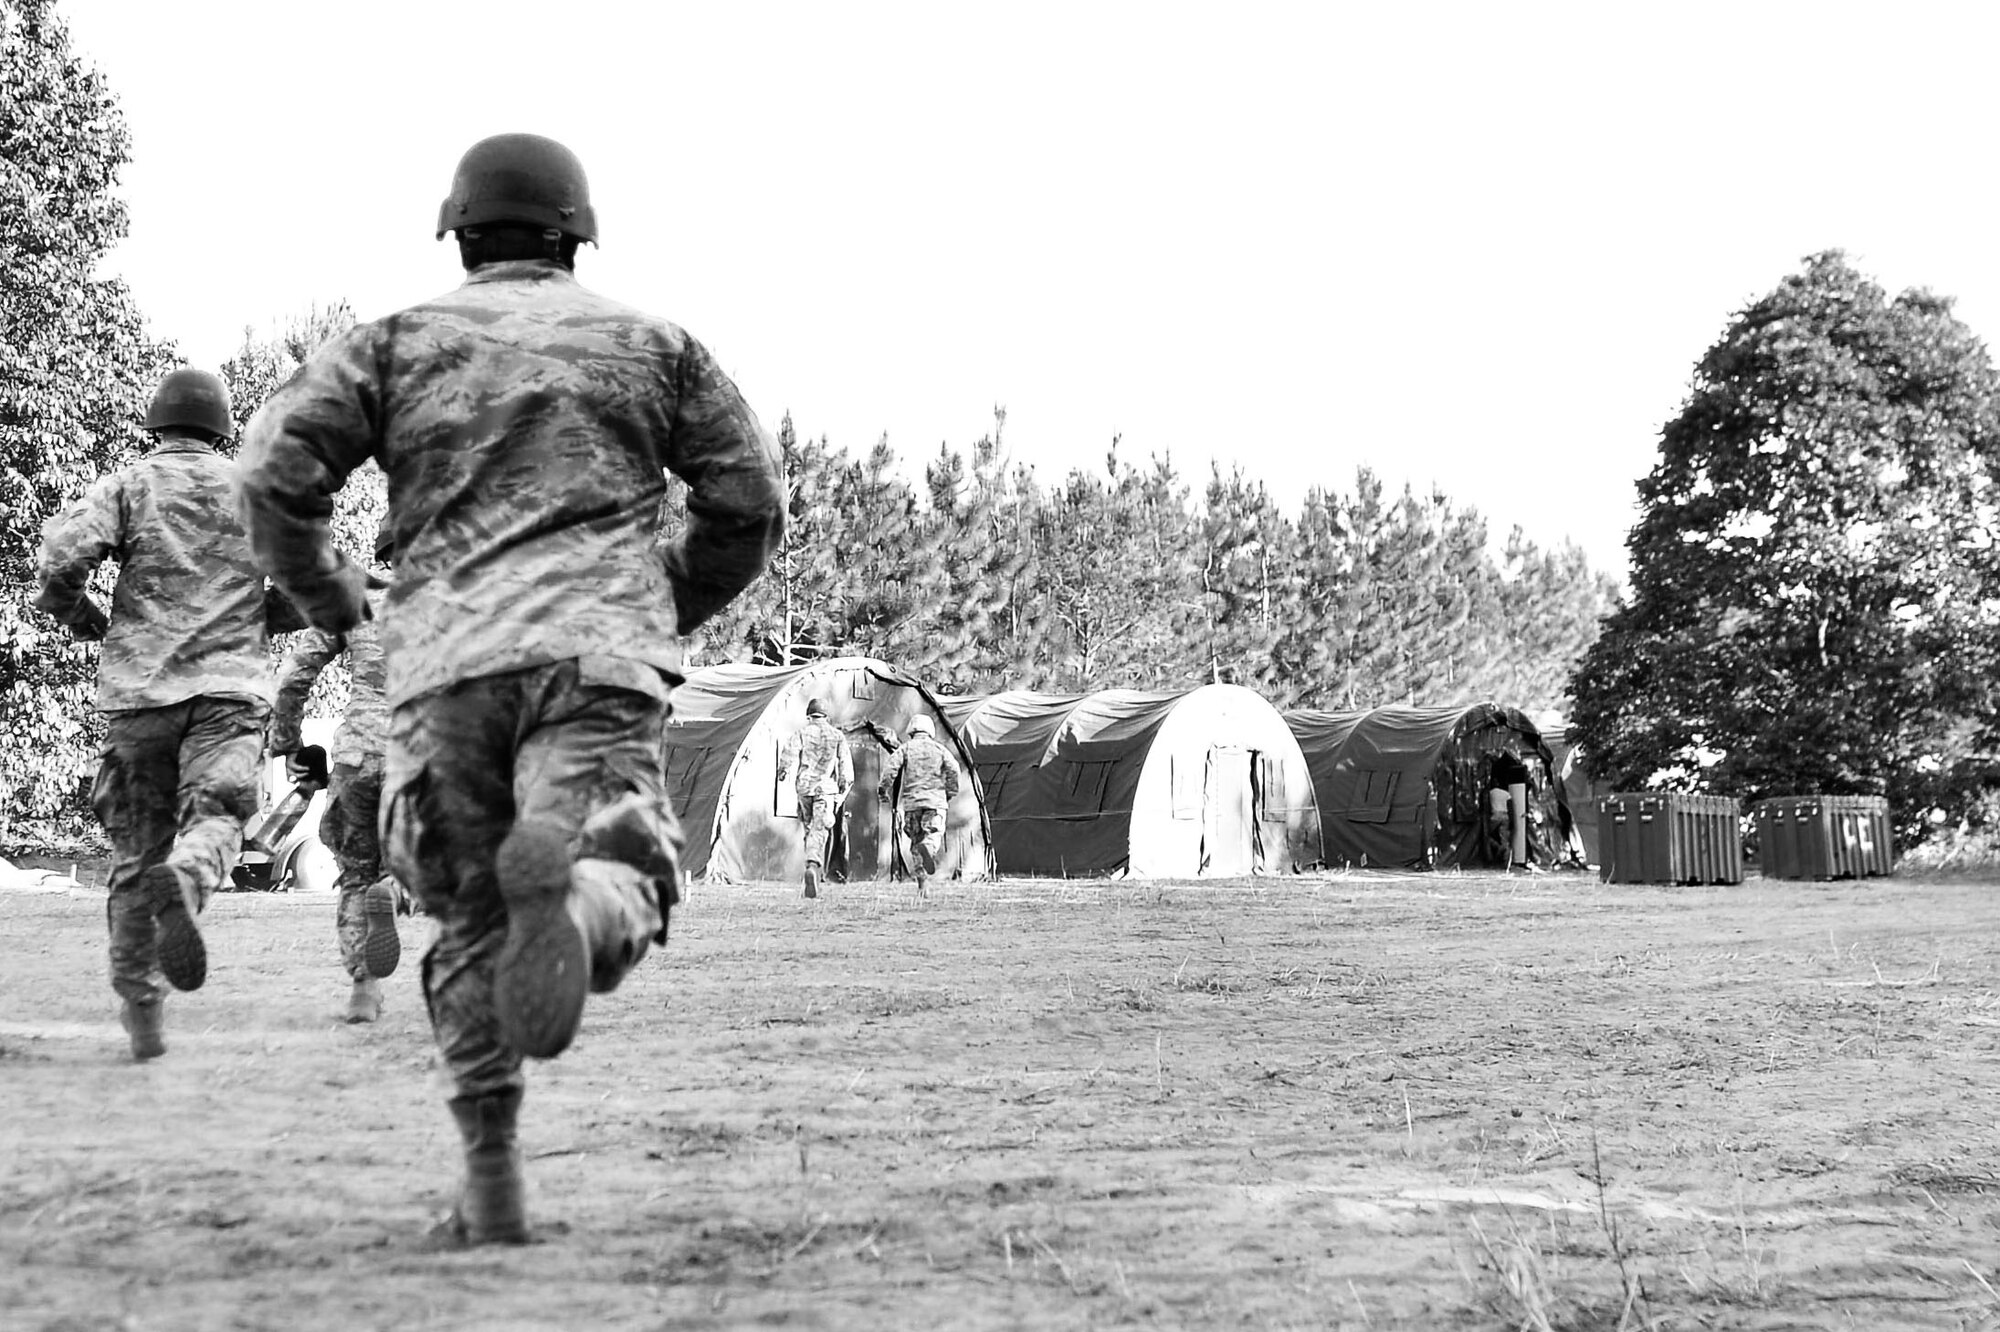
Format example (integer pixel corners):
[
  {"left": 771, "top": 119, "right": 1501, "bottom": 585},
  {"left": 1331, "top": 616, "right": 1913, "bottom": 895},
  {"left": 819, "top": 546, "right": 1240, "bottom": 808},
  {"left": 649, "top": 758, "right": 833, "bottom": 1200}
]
[
  {"left": 1753, "top": 795, "right": 1893, "bottom": 879},
  {"left": 1598, "top": 793, "right": 1743, "bottom": 885}
]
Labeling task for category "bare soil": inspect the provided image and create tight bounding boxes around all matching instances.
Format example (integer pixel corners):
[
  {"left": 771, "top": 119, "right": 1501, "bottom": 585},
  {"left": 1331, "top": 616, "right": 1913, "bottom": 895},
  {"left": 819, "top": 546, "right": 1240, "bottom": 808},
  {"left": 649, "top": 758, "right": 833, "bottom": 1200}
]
[{"left": 3, "top": 865, "right": 1999, "bottom": 1331}]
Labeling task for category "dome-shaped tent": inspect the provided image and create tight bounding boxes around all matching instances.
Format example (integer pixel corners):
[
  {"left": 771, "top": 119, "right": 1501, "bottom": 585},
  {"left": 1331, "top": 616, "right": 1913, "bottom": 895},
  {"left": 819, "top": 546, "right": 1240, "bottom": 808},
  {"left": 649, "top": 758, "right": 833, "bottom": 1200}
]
[
  {"left": 1285, "top": 702, "right": 1577, "bottom": 870},
  {"left": 944, "top": 684, "right": 1319, "bottom": 877},
  {"left": 663, "top": 658, "right": 990, "bottom": 884}
]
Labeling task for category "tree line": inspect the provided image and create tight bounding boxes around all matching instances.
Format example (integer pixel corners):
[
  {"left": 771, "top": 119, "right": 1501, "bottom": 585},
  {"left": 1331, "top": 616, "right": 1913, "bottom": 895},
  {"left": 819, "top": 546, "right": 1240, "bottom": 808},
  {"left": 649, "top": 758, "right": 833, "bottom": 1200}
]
[{"left": 664, "top": 413, "right": 1615, "bottom": 715}]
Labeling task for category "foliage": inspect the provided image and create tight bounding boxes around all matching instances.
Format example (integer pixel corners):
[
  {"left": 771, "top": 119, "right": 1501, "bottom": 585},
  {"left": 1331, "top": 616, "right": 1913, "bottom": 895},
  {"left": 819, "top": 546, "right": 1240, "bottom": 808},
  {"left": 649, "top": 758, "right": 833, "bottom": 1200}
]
[
  {"left": 1567, "top": 251, "right": 2000, "bottom": 844},
  {"left": 0, "top": 0, "right": 174, "bottom": 847},
  {"left": 675, "top": 428, "right": 1616, "bottom": 716}
]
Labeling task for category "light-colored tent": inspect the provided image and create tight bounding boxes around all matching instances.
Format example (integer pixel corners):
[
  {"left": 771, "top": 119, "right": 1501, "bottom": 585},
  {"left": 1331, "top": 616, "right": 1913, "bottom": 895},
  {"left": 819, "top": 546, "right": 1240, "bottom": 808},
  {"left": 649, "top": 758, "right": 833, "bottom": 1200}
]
[
  {"left": 662, "top": 657, "right": 990, "bottom": 884},
  {"left": 941, "top": 684, "right": 1319, "bottom": 877},
  {"left": 1285, "top": 702, "right": 1578, "bottom": 870}
]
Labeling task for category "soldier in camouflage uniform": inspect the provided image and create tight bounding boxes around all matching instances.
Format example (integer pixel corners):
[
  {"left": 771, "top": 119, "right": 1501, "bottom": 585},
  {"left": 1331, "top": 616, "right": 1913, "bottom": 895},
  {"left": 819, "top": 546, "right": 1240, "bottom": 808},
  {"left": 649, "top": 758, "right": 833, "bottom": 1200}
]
[
  {"left": 776, "top": 698, "right": 852, "bottom": 898},
  {"left": 235, "top": 133, "right": 785, "bottom": 1246},
  {"left": 877, "top": 714, "right": 960, "bottom": 896},
  {"left": 35, "top": 368, "right": 275, "bottom": 1061},
  {"left": 267, "top": 520, "right": 403, "bottom": 1023}
]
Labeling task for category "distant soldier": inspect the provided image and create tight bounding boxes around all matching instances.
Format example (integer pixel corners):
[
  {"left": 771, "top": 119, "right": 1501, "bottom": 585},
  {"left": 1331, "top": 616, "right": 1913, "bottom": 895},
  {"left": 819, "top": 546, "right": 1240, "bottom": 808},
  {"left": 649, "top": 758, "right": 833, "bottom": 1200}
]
[
  {"left": 267, "top": 519, "right": 403, "bottom": 1023},
  {"left": 877, "top": 715, "right": 960, "bottom": 896},
  {"left": 35, "top": 368, "right": 275, "bottom": 1061},
  {"left": 235, "top": 132, "right": 784, "bottom": 1246},
  {"left": 777, "top": 698, "right": 852, "bottom": 898}
]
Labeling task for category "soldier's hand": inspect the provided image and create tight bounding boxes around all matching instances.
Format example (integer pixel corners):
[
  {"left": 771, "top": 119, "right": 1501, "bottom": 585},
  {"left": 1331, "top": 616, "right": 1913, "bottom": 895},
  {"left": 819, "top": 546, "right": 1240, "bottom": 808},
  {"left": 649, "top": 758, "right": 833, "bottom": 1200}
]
[
  {"left": 283, "top": 751, "right": 314, "bottom": 784},
  {"left": 303, "top": 563, "right": 372, "bottom": 634},
  {"left": 68, "top": 598, "right": 110, "bottom": 642}
]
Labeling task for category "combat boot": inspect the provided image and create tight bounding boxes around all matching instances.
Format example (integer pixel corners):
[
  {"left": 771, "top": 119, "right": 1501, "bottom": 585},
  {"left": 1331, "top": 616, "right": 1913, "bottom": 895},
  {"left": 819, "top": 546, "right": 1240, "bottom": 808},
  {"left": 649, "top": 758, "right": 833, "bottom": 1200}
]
[
  {"left": 145, "top": 863, "right": 207, "bottom": 991},
  {"left": 803, "top": 862, "right": 820, "bottom": 899},
  {"left": 433, "top": 1089, "right": 529, "bottom": 1246},
  {"left": 361, "top": 878, "right": 402, "bottom": 978},
  {"left": 346, "top": 975, "right": 384, "bottom": 1024},
  {"left": 120, "top": 997, "right": 165, "bottom": 1061}
]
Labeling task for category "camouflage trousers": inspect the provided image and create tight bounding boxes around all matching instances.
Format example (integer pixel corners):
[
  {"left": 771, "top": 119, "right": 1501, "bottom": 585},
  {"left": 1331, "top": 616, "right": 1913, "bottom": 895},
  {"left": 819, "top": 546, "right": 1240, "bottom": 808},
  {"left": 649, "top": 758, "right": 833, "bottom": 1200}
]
[
  {"left": 320, "top": 758, "right": 392, "bottom": 982},
  {"left": 900, "top": 804, "right": 945, "bottom": 866},
  {"left": 799, "top": 790, "right": 841, "bottom": 868},
  {"left": 383, "top": 658, "right": 681, "bottom": 1098},
  {"left": 93, "top": 697, "right": 266, "bottom": 1003}
]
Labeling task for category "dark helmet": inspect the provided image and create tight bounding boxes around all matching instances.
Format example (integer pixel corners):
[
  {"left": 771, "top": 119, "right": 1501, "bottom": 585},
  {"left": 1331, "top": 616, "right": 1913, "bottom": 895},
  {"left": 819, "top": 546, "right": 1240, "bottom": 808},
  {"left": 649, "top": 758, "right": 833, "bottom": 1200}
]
[
  {"left": 372, "top": 515, "right": 396, "bottom": 564},
  {"left": 806, "top": 698, "right": 828, "bottom": 718},
  {"left": 145, "top": 368, "right": 234, "bottom": 439},
  {"left": 436, "top": 133, "right": 598, "bottom": 242}
]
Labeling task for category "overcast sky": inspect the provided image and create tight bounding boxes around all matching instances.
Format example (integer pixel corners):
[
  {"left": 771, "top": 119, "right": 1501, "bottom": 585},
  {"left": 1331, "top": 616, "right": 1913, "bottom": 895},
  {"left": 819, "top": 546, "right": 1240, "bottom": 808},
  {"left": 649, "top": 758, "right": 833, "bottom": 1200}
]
[{"left": 60, "top": 0, "right": 2000, "bottom": 577}]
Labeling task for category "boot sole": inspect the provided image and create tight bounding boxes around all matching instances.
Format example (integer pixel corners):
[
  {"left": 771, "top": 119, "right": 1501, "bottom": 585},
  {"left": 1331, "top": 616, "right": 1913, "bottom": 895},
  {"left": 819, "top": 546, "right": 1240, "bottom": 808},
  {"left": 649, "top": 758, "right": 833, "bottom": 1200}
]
[
  {"left": 147, "top": 866, "right": 207, "bottom": 992},
  {"left": 361, "top": 880, "right": 402, "bottom": 978},
  {"left": 493, "top": 823, "right": 587, "bottom": 1059}
]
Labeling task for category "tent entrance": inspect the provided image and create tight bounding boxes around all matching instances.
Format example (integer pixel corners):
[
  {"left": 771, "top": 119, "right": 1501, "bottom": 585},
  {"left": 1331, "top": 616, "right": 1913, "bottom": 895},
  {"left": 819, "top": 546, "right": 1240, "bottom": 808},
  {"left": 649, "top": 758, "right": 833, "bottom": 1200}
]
[
  {"left": 1201, "top": 746, "right": 1254, "bottom": 877},
  {"left": 833, "top": 738, "right": 891, "bottom": 881}
]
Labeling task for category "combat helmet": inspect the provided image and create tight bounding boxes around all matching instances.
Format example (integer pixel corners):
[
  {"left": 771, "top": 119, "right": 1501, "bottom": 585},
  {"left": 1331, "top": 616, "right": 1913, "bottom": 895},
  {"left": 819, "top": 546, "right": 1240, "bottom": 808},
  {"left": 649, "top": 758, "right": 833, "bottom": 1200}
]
[
  {"left": 436, "top": 133, "right": 598, "bottom": 242},
  {"left": 144, "top": 368, "right": 234, "bottom": 440}
]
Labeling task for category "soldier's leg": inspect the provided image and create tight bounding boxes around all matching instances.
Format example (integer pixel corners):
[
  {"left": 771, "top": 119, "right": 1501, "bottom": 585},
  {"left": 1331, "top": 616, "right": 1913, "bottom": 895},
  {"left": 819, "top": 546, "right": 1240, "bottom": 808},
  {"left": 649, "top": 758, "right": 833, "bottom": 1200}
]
[
  {"left": 92, "top": 706, "right": 187, "bottom": 1057},
  {"left": 800, "top": 793, "right": 828, "bottom": 897},
  {"left": 912, "top": 807, "right": 944, "bottom": 875},
  {"left": 151, "top": 697, "right": 266, "bottom": 991},
  {"left": 320, "top": 761, "right": 392, "bottom": 1021},
  {"left": 331, "top": 758, "right": 400, "bottom": 981},
  {"left": 493, "top": 661, "right": 675, "bottom": 1059},
  {"left": 383, "top": 674, "right": 530, "bottom": 1246}
]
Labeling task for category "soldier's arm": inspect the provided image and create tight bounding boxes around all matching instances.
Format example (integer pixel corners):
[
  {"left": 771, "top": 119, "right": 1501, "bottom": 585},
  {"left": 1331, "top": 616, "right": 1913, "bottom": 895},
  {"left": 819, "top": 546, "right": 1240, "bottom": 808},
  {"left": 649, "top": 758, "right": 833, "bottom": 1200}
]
[
  {"left": 234, "top": 327, "right": 383, "bottom": 633},
  {"left": 33, "top": 474, "right": 123, "bottom": 640},
  {"left": 944, "top": 749, "right": 961, "bottom": 799},
  {"left": 267, "top": 628, "right": 342, "bottom": 756},
  {"left": 837, "top": 738, "right": 854, "bottom": 792},
  {"left": 658, "top": 337, "right": 787, "bottom": 634},
  {"left": 876, "top": 746, "right": 900, "bottom": 800}
]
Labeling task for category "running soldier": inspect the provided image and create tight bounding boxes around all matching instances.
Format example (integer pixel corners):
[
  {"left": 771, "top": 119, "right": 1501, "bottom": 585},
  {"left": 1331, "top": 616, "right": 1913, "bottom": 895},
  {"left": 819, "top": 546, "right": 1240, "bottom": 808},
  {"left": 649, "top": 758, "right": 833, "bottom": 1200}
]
[
  {"left": 35, "top": 368, "right": 274, "bottom": 1060},
  {"left": 877, "top": 715, "right": 960, "bottom": 896},
  {"left": 267, "top": 519, "right": 403, "bottom": 1023},
  {"left": 235, "top": 132, "right": 785, "bottom": 1246},
  {"left": 776, "top": 698, "right": 852, "bottom": 898}
]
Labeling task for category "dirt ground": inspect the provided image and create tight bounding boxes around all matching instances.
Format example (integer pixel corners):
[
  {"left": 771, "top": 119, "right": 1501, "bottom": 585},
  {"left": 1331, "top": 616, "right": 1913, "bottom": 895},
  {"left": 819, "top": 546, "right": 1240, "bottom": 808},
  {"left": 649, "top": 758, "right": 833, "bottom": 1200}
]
[{"left": 4, "top": 864, "right": 2000, "bottom": 1332}]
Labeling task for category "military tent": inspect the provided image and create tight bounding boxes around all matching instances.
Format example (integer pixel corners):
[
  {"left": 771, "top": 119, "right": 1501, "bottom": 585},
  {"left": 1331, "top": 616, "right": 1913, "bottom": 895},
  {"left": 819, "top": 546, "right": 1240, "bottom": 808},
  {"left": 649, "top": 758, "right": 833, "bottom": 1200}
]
[
  {"left": 1284, "top": 703, "right": 1578, "bottom": 870},
  {"left": 941, "top": 684, "right": 1319, "bottom": 877},
  {"left": 661, "top": 657, "right": 990, "bottom": 884}
]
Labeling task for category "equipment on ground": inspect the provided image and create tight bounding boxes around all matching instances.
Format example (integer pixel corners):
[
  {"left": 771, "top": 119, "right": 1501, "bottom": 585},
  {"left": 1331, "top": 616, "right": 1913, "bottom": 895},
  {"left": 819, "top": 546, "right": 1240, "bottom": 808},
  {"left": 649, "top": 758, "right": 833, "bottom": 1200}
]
[{"left": 232, "top": 745, "right": 329, "bottom": 891}]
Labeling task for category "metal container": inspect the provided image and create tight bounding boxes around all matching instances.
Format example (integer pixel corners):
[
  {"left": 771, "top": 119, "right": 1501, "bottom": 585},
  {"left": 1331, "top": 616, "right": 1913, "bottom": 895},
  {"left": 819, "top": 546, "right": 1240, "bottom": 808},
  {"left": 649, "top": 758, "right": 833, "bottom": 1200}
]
[
  {"left": 1598, "top": 792, "right": 1743, "bottom": 885},
  {"left": 1753, "top": 795, "right": 1894, "bottom": 880}
]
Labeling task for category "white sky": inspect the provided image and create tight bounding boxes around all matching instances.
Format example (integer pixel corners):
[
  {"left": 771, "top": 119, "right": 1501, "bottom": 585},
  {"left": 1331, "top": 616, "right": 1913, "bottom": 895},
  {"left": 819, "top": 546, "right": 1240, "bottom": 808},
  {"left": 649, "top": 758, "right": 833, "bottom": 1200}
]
[{"left": 60, "top": 0, "right": 2000, "bottom": 578}]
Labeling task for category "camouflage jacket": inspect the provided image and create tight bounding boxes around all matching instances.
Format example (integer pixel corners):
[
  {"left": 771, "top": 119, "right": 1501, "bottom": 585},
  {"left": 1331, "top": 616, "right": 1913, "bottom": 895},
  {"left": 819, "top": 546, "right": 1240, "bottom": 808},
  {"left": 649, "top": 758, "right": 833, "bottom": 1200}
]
[
  {"left": 879, "top": 734, "right": 960, "bottom": 810},
  {"left": 779, "top": 718, "right": 853, "bottom": 799},
  {"left": 35, "top": 439, "right": 274, "bottom": 713},
  {"left": 234, "top": 259, "right": 786, "bottom": 708},
  {"left": 268, "top": 583, "right": 390, "bottom": 769}
]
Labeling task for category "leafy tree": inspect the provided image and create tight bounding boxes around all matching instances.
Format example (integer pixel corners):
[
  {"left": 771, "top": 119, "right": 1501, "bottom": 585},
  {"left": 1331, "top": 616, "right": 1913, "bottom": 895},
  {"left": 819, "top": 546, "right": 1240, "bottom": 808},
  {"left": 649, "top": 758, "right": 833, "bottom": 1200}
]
[
  {"left": 0, "top": 0, "right": 174, "bottom": 847},
  {"left": 1567, "top": 251, "right": 2000, "bottom": 842}
]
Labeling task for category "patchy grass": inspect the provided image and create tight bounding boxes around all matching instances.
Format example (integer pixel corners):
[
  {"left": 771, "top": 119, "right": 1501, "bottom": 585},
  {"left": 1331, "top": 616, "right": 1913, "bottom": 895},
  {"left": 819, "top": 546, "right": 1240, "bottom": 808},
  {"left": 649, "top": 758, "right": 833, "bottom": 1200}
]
[{"left": 3, "top": 869, "right": 1999, "bottom": 1329}]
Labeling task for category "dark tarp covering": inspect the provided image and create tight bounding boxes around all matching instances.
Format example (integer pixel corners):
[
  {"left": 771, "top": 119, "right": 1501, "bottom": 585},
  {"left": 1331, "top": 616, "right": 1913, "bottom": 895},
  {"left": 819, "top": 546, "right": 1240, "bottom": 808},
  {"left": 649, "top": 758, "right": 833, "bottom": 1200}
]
[
  {"left": 1284, "top": 702, "right": 1578, "bottom": 870},
  {"left": 664, "top": 658, "right": 990, "bottom": 883},
  {"left": 946, "top": 685, "right": 1320, "bottom": 877}
]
